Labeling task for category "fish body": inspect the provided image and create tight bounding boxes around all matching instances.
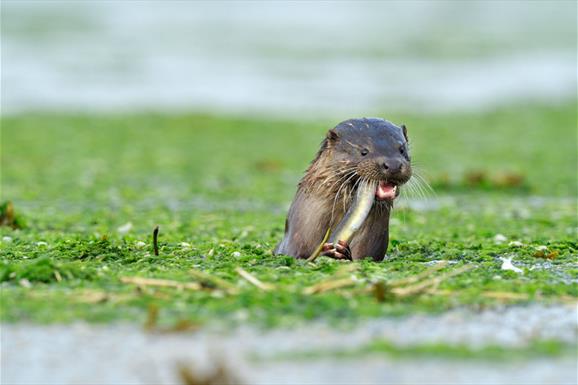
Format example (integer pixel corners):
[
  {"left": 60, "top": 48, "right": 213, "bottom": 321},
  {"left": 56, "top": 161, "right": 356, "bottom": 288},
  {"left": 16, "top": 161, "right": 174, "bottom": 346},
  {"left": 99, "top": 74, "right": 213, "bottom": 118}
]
[{"left": 329, "top": 180, "right": 376, "bottom": 244}]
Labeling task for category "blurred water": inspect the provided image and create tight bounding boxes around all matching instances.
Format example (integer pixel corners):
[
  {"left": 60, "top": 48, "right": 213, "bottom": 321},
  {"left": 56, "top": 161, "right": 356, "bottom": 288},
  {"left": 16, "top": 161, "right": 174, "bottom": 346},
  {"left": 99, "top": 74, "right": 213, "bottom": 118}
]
[
  {"left": 1, "top": 1, "right": 576, "bottom": 116},
  {"left": 4, "top": 305, "right": 577, "bottom": 384}
]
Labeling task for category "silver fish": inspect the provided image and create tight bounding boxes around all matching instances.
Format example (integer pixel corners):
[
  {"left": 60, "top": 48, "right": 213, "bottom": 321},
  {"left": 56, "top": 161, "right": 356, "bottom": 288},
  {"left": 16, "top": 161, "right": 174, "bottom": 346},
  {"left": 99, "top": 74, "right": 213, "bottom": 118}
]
[{"left": 328, "top": 179, "right": 376, "bottom": 244}]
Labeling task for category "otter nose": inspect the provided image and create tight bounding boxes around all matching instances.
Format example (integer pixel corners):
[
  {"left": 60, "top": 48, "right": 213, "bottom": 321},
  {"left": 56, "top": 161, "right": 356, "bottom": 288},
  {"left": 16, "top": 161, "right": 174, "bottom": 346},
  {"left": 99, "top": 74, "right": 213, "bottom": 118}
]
[{"left": 383, "top": 159, "right": 402, "bottom": 173}]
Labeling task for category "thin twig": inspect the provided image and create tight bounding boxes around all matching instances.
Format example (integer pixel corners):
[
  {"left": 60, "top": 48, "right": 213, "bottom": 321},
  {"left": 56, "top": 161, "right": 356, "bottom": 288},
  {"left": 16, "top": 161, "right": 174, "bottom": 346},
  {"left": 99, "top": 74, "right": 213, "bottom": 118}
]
[
  {"left": 479, "top": 290, "right": 530, "bottom": 300},
  {"left": 303, "top": 277, "right": 357, "bottom": 295},
  {"left": 23, "top": 289, "right": 129, "bottom": 303},
  {"left": 391, "top": 264, "right": 475, "bottom": 297},
  {"left": 121, "top": 276, "right": 202, "bottom": 291},
  {"left": 303, "top": 264, "right": 359, "bottom": 294},
  {"left": 424, "top": 289, "right": 577, "bottom": 304},
  {"left": 153, "top": 225, "right": 159, "bottom": 256},
  {"left": 235, "top": 267, "right": 275, "bottom": 291}
]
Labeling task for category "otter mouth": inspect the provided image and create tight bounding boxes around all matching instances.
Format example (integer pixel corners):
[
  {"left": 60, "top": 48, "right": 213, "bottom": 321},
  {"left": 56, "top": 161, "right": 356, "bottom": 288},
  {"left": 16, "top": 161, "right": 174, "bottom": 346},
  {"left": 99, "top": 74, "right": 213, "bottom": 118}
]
[{"left": 375, "top": 181, "right": 397, "bottom": 201}]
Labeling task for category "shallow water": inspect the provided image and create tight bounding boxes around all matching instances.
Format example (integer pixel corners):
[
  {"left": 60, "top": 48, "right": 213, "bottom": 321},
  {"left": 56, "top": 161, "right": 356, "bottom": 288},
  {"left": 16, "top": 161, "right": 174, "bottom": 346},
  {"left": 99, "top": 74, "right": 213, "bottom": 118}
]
[
  {"left": 3, "top": 305, "right": 576, "bottom": 384},
  {"left": 2, "top": 1, "right": 576, "bottom": 116}
]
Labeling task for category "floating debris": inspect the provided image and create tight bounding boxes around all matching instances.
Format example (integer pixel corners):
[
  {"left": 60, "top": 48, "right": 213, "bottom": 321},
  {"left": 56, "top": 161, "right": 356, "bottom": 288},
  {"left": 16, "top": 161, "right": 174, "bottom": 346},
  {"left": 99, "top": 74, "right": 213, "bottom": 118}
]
[
  {"left": 500, "top": 256, "right": 523, "bottom": 274},
  {"left": 235, "top": 267, "right": 275, "bottom": 291}
]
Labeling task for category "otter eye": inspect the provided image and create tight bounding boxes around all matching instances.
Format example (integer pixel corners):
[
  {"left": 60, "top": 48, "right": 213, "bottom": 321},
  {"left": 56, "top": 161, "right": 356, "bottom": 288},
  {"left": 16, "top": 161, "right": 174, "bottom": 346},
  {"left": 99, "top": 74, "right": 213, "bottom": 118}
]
[
  {"left": 360, "top": 148, "right": 369, "bottom": 156},
  {"left": 399, "top": 146, "right": 405, "bottom": 155}
]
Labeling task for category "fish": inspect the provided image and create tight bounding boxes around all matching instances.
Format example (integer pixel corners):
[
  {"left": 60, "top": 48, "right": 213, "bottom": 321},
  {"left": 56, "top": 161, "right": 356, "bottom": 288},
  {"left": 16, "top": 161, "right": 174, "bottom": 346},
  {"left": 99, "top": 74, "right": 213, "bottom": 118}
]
[
  {"left": 307, "top": 180, "right": 376, "bottom": 261},
  {"left": 329, "top": 179, "right": 376, "bottom": 245}
]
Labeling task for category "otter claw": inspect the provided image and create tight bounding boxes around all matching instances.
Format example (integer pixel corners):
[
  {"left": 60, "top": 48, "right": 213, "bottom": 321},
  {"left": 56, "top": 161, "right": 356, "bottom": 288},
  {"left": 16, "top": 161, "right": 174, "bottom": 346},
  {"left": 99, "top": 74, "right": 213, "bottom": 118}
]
[{"left": 321, "top": 240, "right": 352, "bottom": 260}]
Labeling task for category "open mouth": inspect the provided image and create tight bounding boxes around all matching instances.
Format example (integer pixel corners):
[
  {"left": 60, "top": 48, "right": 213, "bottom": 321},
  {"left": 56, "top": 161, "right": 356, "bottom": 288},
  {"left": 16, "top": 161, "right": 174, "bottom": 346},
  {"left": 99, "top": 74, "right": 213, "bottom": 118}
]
[{"left": 375, "top": 181, "right": 397, "bottom": 201}]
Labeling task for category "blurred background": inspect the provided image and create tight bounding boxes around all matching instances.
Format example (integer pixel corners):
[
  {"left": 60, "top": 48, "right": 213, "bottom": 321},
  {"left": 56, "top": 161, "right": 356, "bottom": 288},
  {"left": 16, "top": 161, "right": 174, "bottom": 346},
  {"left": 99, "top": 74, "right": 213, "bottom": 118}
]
[
  {"left": 2, "top": 0, "right": 576, "bottom": 116},
  {"left": 2, "top": 0, "right": 576, "bottom": 209}
]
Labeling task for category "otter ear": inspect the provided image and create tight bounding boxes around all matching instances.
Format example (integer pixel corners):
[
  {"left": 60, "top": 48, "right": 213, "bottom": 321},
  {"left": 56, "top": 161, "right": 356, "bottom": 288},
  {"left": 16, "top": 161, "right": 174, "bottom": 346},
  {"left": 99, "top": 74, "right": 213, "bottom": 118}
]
[
  {"left": 326, "top": 129, "right": 340, "bottom": 142},
  {"left": 401, "top": 124, "right": 409, "bottom": 142}
]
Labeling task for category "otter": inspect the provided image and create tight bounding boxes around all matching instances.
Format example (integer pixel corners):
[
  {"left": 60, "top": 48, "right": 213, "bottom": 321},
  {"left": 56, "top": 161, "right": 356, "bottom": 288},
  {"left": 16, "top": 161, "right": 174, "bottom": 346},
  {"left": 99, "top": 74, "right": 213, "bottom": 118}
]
[{"left": 275, "top": 118, "right": 412, "bottom": 261}]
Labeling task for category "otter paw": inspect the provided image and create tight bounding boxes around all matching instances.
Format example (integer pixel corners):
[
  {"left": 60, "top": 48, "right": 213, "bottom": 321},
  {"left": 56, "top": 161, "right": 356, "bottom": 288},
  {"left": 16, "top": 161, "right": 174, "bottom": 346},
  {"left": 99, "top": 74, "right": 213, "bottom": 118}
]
[{"left": 321, "top": 240, "right": 352, "bottom": 260}]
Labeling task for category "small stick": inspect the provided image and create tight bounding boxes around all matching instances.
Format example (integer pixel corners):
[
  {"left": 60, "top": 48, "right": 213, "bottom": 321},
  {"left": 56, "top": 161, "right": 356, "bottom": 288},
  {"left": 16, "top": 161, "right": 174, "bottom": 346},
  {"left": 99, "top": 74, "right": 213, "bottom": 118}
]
[
  {"left": 407, "top": 288, "right": 576, "bottom": 305},
  {"left": 306, "top": 228, "right": 331, "bottom": 262},
  {"left": 479, "top": 290, "right": 530, "bottom": 300},
  {"left": 391, "top": 264, "right": 475, "bottom": 297},
  {"left": 303, "top": 264, "right": 359, "bottom": 294},
  {"left": 153, "top": 225, "right": 160, "bottom": 256},
  {"left": 303, "top": 277, "right": 357, "bottom": 295},
  {"left": 121, "top": 276, "right": 202, "bottom": 291},
  {"left": 235, "top": 267, "right": 274, "bottom": 291},
  {"left": 428, "top": 289, "right": 577, "bottom": 305}
]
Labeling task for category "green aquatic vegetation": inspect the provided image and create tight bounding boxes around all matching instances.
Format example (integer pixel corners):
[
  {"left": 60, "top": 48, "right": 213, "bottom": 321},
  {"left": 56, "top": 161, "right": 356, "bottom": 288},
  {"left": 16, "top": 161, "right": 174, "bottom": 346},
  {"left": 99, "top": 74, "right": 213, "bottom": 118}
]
[
  {"left": 0, "top": 102, "right": 576, "bottom": 328},
  {"left": 0, "top": 196, "right": 575, "bottom": 327}
]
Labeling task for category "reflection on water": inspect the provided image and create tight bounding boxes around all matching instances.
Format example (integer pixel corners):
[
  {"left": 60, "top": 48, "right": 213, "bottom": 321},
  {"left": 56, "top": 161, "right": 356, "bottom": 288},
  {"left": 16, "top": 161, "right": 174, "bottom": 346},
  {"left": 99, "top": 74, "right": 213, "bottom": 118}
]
[{"left": 2, "top": 1, "right": 576, "bottom": 115}]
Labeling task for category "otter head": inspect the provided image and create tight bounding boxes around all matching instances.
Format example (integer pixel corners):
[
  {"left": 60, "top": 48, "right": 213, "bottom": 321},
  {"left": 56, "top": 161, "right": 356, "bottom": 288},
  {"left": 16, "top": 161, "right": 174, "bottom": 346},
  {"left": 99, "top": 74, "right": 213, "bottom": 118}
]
[{"left": 324, "top": 117, "right": 412, "bottom": 202}]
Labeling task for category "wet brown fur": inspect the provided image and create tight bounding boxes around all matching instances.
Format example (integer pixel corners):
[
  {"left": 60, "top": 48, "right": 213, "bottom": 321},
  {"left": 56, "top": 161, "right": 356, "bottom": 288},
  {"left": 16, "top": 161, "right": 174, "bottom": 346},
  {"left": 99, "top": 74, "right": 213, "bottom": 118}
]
[{"left": 275, "top": 118, "right": 410, "bottom": 261}]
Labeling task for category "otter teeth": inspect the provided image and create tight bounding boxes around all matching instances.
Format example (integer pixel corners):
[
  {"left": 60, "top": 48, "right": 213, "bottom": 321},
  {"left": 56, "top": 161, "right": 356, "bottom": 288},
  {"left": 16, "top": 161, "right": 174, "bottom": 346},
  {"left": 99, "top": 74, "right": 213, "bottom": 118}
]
[{"left": 376, "top": 181, "right": 397, "bottom": 201}]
